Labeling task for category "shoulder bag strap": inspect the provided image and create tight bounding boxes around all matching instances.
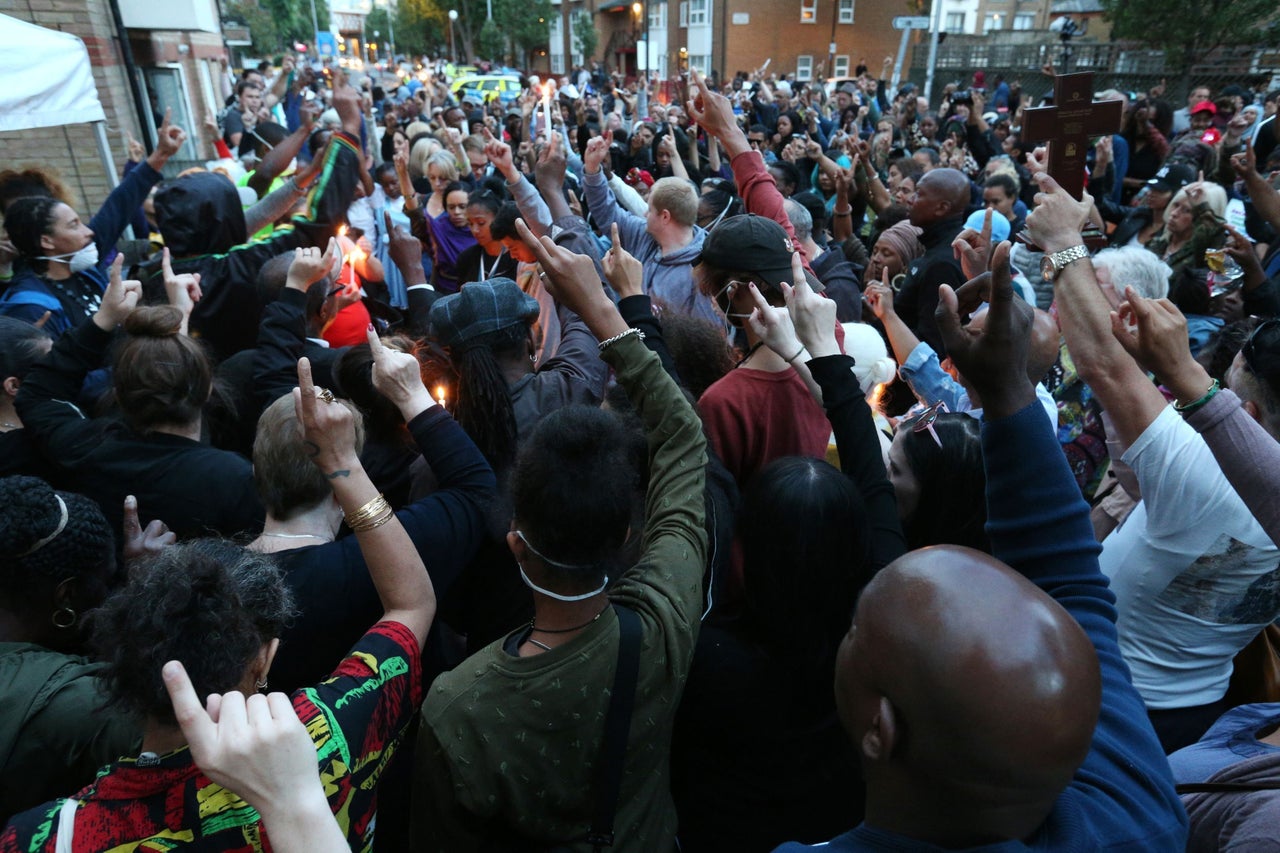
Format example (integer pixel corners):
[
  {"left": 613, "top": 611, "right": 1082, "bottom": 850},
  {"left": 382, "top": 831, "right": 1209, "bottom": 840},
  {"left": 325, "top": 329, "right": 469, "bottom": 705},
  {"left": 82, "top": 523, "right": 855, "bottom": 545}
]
[
  {"left": 1177, "top": 780, "right": 1280, "bottom": 794},
  {"left": 585, "top": 604, "right": 642, "bottom": 851}
]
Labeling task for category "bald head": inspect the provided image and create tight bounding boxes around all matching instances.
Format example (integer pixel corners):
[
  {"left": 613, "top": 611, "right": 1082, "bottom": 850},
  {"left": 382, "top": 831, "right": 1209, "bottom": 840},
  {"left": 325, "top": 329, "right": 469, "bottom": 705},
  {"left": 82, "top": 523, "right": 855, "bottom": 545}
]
[
  {"left": 910, "top": 168, "right": 970, "bottom": 228},
  {"left": 836, "top": 546, "right": 1100, "bottom": 842}
]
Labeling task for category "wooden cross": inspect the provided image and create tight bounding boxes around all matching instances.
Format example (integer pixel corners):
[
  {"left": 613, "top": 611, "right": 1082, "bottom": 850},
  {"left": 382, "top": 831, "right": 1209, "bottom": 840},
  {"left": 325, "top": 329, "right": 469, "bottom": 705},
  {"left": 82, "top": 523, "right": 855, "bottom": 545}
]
[{"left": 1020, "top": 72, "right": 1123, "bottom": 201}]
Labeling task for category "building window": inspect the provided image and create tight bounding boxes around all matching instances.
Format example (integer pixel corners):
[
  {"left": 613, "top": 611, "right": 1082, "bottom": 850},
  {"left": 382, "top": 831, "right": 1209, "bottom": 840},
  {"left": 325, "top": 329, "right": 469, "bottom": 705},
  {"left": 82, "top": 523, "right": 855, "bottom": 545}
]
[
  {"left": 833, "top": 54, "right": 850, "bottom": 77},
  {"left": 944, "top": 12, "right": 965, "bottom": 32},
  {"left": 838, "top": 0, "right": 854, "bottom": 24},
  {"left": 648, "top": 1, "right": 666, "bottom": 29},
  {"left": 1012, "top": 13, "right": 1035, "bottom": 29},
  {"left": 688, "top": 53, "right": 710, "bottom": 74},
  {"left": 679, "top": 1, "right": 687, "bottom": 26},
  {"left": 551, "top": 54, "right": 565, "bottom": 74},
  {"left": 983, "top": 13, "right": 1004, "bottom": 33},
  {"left": 800, "top": 0, "right": 817, "bottom": 23},
  {"left": 688, "top": 0, "right": 707, "bottom": 25},
  {"left": 796, "top": 54, "right": 813, "bottom": 81}
]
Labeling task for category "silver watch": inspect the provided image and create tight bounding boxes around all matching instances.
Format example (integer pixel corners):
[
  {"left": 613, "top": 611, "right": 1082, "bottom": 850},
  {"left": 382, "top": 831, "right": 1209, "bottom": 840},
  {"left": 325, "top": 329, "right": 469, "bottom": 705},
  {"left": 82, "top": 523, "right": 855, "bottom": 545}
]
[{"left": 1040, "top": 245, "right": 1089, "bottom": 283}]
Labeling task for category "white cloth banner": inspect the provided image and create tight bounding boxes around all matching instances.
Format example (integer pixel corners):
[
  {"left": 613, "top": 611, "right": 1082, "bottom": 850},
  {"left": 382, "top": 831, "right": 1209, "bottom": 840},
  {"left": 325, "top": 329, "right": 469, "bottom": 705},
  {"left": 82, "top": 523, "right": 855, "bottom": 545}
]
[{"left": 0, "top": 14, "right": 106, "bottom": 131}]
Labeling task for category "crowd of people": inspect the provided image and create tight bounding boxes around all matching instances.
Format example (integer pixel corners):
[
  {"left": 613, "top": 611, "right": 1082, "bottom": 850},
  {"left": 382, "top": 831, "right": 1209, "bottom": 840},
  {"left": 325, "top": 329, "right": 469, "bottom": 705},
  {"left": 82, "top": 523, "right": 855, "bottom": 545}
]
[{"left": 1, "top": 44, "right": 1280, "bottom": 851}]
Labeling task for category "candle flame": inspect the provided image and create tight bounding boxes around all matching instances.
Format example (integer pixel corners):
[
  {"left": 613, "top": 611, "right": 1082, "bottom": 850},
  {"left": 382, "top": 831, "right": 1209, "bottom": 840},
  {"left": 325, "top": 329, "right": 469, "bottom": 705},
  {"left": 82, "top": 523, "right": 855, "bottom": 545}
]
[
  {"left": 337, "top": 225, "right": 347, "bottom": 237},
  {"left": 435, "top": 384, "right": 447, "bottom": 407}
]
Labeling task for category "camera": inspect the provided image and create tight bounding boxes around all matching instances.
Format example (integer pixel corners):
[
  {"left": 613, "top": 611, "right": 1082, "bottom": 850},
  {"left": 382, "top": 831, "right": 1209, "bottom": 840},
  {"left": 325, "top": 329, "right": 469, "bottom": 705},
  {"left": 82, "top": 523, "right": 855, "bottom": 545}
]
[{"left": 951, "top": 90, "right": 973, "bottom": 107}]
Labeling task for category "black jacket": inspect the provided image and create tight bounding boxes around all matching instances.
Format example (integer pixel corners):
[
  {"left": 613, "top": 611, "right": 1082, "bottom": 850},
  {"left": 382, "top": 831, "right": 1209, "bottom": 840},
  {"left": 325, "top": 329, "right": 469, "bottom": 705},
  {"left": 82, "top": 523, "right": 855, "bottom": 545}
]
[
  {"left": 150, "top": 132, "right": 362, "bottom": 361},
  {"left": 894, "top": 216, "right": 967, "bottom": 357}
]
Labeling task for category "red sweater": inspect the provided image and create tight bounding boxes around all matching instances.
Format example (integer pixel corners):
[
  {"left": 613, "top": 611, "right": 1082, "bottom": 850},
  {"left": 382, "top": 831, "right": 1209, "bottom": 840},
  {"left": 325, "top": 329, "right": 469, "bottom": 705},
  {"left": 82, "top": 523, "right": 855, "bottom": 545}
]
[{"left": 699, "top": 367, "right": 832, "bottom": 488}]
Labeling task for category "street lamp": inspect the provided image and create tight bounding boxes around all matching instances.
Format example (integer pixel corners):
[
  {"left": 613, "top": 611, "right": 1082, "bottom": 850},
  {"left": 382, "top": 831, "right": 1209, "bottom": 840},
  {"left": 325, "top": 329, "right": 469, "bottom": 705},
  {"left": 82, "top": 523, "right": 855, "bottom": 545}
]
[{"left": 448, "top": 9, "right": 458, "bottom": 64}]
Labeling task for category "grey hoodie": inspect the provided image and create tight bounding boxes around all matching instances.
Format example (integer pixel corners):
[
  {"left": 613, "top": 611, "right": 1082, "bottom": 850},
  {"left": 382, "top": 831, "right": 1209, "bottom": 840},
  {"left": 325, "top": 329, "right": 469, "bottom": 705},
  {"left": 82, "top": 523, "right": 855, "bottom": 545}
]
[{"left": 583, "top": 170, "right": 721, "bottom": 324}]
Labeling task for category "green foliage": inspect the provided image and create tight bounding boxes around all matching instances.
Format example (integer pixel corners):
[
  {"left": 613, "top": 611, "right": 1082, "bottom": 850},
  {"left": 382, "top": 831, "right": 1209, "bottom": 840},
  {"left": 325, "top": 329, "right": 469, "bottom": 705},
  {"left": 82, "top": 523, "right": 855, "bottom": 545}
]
[
  {"left": 572, "top": 9, "right": 598, "bottom": 61},
  {"left": 477, "top": 18, "right": 503, "bottom": 63},
  {"left": 492, "top": 0, "right": 554, "bottom": 65},
  {"left": 226, "top": 0, "right": 282, "bottom": 56},
  {"left": 1100, "top": 0, "right": 1278, "bottom": 71},
  {"left": 394, "top": 0, "right": 448, "bottom": 56}
]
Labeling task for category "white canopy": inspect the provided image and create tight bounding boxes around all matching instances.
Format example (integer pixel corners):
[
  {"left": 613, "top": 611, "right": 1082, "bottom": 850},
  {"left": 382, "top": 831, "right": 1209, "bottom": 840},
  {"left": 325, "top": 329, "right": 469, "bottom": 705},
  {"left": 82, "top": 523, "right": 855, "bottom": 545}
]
[{"left": 0, "top": 13, "right": 106, "bottom": 132}]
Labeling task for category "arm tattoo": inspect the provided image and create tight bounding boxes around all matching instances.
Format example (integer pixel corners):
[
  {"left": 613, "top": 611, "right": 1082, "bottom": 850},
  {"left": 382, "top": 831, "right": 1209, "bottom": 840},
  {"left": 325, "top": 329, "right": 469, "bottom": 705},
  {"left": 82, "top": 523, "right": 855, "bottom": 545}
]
[
  {"left": 303, "top": 440, "right": 321, "bottom": 458},
  {"left": 325, "top": 469, "right": 351, "bottom": 479}
]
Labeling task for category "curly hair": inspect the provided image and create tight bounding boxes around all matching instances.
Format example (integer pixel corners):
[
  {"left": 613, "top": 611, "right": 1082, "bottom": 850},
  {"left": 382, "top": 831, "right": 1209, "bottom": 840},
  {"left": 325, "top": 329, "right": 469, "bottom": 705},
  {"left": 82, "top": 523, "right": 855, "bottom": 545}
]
[
  {"left": 3, "top": 196, "right": 65, "bottom": 267},
  {"left": 0, "top": 476, "right": 116, "bottom": 609},
  {"left": 0, "top": 165, "right": 75, "bottom": 214},
  {"left": 93, "top": 539, "right": 295, "bottom": 725}
]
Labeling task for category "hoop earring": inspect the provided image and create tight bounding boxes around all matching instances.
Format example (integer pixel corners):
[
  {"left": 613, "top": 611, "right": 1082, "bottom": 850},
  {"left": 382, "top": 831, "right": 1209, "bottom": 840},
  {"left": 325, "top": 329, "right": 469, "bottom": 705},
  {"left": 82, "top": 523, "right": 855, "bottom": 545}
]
[
  {"left": 255, "top": 678, "right": 268, "bottom": 692},
  {"left": 51, "top": 607, "right": 77, "bottom": 629}
]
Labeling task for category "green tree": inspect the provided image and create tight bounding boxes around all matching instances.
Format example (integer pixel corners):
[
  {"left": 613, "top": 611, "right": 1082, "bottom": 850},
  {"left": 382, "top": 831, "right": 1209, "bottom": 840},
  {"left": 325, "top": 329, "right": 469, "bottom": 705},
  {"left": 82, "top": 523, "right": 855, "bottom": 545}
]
[
  {"left": 1101, "top": 0, "right": 1279, "bottom": 88},
  {"left": 477, "top": 18, "right": 503, "bottom": 63},
  {"left": 492, "top": 0, "right": 553, "bottom": 67},
  {"left": 394, "top": 0, "right": 448, "bottom": 57},
  {"left": 572, "top": 9, "right": 598, "bottom": 63},
  {"left": 226, "top": 0, "right": 282, "bottom": 56}
]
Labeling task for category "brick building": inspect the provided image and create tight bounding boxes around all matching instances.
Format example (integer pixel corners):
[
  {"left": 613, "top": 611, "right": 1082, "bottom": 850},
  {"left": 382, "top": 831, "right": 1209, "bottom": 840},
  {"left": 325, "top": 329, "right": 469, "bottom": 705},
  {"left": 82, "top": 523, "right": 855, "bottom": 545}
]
[
  {"left": 1, "top": 0, "right": 226, "bottom": 214},
  {"left": 544, "top": 0, "right": 918, "bottom": 87}
]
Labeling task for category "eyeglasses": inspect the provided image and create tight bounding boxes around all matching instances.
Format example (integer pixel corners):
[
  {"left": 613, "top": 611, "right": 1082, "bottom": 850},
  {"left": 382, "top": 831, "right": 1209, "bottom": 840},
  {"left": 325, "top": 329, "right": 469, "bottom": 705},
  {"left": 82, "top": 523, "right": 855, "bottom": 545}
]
[
  {"left": 1242, "top": 318, "right": 1280, "bottom": 398},
  {"left": 911, "top": 400, "right": 950, "bottom": 448}
]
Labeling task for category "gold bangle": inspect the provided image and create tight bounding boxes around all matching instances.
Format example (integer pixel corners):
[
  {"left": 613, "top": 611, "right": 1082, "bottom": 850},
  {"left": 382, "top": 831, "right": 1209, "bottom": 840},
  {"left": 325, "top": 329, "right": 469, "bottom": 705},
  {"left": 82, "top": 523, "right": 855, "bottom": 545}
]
[
  {"left": 350, "top": 506, "right": 395, "bottom": 532},
  {"left": 345, "top": 493, "right": 391, "bottom": 528}
]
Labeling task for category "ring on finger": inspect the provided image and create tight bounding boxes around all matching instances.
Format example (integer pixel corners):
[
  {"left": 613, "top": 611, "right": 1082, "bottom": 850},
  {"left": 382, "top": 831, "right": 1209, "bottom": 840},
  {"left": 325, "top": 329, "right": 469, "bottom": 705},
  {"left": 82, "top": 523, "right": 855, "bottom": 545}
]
[{"left": 317, "top": 388, "right": 336, "bottom": 404}]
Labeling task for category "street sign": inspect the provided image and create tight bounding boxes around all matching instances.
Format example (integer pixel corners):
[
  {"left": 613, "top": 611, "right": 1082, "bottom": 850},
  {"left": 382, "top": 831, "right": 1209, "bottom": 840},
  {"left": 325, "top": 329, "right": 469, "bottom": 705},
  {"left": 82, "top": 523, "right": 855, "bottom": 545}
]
[
  {"left": 892, "top": 15, "right": 931, "bottom": 29},
  {"left": 316, "top": 31, "right": 337, "bottom": 58}
]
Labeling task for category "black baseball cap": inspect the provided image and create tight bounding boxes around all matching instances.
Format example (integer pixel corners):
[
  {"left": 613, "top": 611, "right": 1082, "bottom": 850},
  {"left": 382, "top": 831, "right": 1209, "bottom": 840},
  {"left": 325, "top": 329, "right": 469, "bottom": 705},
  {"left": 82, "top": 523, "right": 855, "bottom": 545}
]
[
  {"left": 1146, "top": 162, "right": 1196, "bottom": 193},
  {"left": 695, "top": 214, "right": 824, "bottom": 292}
]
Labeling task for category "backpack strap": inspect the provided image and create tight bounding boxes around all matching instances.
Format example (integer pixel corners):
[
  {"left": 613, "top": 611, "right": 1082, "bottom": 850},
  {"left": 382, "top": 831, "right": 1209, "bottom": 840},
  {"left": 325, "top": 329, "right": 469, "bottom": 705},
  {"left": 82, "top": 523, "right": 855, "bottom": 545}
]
[{"left": 585, "top": 604, "right": 642, "bottom": 851}]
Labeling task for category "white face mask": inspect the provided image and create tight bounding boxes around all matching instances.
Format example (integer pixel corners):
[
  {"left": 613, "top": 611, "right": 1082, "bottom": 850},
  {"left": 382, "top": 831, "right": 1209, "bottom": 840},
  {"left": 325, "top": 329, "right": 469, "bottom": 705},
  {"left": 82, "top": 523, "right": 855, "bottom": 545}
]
[
  {"left": 515, "top": 529, "right": 609, "bottom": 602},
  {"left": 39, "top": 242, "right": 99, "bottom": 274}
]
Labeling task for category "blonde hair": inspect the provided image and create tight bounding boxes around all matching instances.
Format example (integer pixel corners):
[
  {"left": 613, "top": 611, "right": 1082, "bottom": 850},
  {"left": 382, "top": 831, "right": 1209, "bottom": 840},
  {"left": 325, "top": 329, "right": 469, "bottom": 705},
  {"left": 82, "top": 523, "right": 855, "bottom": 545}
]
[
  {"left": 1171, "top": 183, "right": 1227, "bottom": 219},
  {"left": 648, "top": 177, "right": 698, "bottom": 227},
  {"left": 408, "top": 136, "right": 443, "bottom": 180},
  {"left": 425, "top": 149, "right": 460, "bottom": 184}
]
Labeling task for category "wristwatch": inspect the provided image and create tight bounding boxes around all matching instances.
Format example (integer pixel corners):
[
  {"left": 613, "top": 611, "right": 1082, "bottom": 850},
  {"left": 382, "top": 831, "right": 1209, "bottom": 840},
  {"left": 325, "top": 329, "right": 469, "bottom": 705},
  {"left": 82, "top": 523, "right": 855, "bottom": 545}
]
[{"left": 1039, "top": 245, "right": 1089, "bottom": 283}]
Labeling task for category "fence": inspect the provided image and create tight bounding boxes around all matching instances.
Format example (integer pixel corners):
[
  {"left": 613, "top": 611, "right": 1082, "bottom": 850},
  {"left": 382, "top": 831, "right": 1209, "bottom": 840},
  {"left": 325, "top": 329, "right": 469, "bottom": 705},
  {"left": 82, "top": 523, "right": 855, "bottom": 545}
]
[{"left": 909, "top": 41, "right": 1280, "bottom": 103}]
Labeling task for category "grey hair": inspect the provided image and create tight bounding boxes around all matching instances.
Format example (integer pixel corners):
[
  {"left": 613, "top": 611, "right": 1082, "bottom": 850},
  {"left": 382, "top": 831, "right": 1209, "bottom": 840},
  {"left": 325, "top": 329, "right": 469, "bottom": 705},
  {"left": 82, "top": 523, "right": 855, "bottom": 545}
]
[
  {"left": 1092, "top": 246, "right": 1171, "bottom": 301},
  {"left": 783, "top": 198, "right": 813, "bottom": 243}
]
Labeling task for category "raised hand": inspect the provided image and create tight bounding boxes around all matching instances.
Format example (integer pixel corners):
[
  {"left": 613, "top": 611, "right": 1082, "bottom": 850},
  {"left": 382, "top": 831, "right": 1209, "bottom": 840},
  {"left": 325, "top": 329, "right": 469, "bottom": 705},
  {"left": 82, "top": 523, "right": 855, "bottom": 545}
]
[
  {"left": 952, "top": 207, "right": 994, "bottom": 281},
  {"left": 601, "top": 222, "right": 643, "bottom": 299},
  {"left": 935, "top": 241, "right": 1036, "bottom": 419},
  {"left": 583, "top": 135, "right": 610, "bottom": 174},
  {"left": 745, "top": 278, "right": 803, "bottom": 362},
  {"left": 161, "top": 247, "right": 202, "bottom": 331},
  {"left": 127, "top": 133, "right": 145, "bottom": 163},
  {"left": 293, "top": 356, "right": 357, "bottom": 472},
  {"left": 93, "top": 254, "right": 142, "bottom": 331},
  {"left": 1025, "top": 171, "right": 1092, "bottom": 254},
  {"left": 367, "top": 326, "right": 433, "bottom": 416},
  {"left": 686, "top": 67, "right": 739, "bottom": 143},
  {"left": 162, "top": 660, "right": 330, "bottom": 824},
  {"left": 1231, "top": 137, "right": 1258, "bottom": 179},
  {"left": 782, "top": 251, "right": 839, "bottom": 358},
  {"left": 535, "top": 131, "right": 567, "bottom": 188},
  {"left": 482, "top": 127, "right": 516, "bottom": 178},
  {"left": 383, "top": 210, "right": 425, "bottom": 283},
  {"left": 514, "top": 218, "right": 613, "bottom": 324},
  {"left": 863, "top": 270, "right": 896, "bottom": 322},
  {"left": 148, "top": 109, "right": 188, "bottom": 169},
  {"left": 285, "top": 240, "right": 338, "bottom": 292},
  {"left": 121, "top": 495, "right": 175, "bottom": 564},
  {"left": 1109, "top": 287, "right": 1208, "bottom": 402}
]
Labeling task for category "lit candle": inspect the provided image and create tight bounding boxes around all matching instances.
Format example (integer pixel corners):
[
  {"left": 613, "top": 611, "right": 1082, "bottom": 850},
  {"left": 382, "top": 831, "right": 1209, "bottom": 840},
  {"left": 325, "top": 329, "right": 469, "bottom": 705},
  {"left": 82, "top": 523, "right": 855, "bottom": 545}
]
[
  {"left": 436, "top": 384, "right": 447, "bottom": 408},
  {"left": 541, "top": 82, "right": 552, "bottom": 139}
]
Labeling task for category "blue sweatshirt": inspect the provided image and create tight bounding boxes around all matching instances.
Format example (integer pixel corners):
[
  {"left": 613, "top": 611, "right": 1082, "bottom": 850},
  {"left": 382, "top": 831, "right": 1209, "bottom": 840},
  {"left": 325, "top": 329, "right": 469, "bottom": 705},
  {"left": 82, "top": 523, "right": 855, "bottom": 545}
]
[{"left": 774, "top": 401, "right": 1188, "bottom": 852}]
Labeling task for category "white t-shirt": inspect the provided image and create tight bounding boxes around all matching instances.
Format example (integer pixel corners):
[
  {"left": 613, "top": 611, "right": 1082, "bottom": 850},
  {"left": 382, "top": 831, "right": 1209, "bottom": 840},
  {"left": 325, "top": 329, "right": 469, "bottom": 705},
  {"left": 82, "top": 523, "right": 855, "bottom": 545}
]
[{"left": 1101, "top": 406, "right": 1280, "bottom": 709}]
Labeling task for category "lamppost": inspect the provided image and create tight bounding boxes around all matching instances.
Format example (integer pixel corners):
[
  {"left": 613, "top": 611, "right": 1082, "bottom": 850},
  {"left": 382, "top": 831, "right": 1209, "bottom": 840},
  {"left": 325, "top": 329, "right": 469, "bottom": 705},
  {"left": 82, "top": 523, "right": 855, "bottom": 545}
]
[{"left": 448, "top": 9, "right": 458, "bottom": 63}]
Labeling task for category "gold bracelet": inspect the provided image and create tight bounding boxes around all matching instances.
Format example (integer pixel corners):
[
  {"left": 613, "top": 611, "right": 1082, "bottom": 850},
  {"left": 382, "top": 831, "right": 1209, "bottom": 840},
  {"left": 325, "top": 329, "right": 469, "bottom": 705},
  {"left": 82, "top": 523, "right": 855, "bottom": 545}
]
[
  {"left": 345, "top": 494, "right": 391, "bottom": 528},
  {"left": 350, "top": 506, "right": 395, "bottom": 532}
]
